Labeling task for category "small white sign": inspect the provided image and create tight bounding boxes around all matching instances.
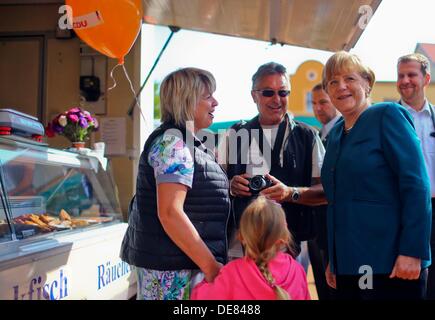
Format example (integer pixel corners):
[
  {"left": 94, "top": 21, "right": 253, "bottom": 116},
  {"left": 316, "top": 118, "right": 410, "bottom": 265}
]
[
  {"left": 72, "top": 11, "right": 104, "bottom": 30},
  {"left": 100, "top": 117, "right": 126, "bottom": 156}
]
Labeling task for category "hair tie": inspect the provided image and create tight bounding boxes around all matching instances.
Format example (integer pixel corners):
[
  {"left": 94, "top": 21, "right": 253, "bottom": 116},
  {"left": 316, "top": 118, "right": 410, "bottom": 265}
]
[{"left": 268, "top": 199, "right": 282, "bottom": 208}]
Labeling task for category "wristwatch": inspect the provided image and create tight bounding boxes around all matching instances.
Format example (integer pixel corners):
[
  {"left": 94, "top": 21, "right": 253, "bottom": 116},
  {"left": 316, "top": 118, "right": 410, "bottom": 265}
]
[{"left": 291, "top": 187, "right": 300, "bottom": 202}]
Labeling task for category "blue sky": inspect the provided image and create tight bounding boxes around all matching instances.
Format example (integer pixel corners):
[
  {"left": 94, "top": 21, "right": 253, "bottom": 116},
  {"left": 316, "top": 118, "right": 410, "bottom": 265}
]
[{"left": 141, "top": 0, "right": 435, "bottom": 122}]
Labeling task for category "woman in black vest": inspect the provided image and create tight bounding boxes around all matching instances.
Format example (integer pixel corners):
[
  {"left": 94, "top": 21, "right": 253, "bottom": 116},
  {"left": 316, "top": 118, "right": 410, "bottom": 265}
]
[{"left": 120, "top": 68, "right": 230, "bottom": 300}]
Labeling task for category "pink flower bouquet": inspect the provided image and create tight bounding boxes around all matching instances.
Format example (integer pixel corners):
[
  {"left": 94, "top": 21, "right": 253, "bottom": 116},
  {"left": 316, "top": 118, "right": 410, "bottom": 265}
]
[{"left": 46, "top": 107, "right": 99, "bottom": 142}]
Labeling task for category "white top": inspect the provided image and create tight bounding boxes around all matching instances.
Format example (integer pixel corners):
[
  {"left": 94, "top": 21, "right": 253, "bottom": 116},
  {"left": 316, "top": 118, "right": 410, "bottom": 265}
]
[{"left": 402, "top": 100, "right": 435, "bottom": 197}]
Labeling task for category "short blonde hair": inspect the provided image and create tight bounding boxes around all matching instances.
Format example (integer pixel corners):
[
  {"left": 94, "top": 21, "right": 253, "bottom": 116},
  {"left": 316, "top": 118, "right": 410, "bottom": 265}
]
[
  {"left": 160, "top": 68, "right": 216, "bottom": 127},
  {"left": 239, "top": 196, "right": 294, "bottom": 300},
  {"left": 322, "top": 51, "right": 375, "bottom": 93},
  {"left": 398, "top": 53, "right": 431, "bottom": 76}
]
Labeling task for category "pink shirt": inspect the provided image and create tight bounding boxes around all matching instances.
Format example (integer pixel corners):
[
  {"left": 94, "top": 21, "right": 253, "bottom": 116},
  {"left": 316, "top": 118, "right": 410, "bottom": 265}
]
[{"left": 191, "top": 252, "right": 310, "bottom": 300}]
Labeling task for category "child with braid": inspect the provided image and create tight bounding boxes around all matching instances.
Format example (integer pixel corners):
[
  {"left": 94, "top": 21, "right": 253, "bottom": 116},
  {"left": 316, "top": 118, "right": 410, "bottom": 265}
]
[{"left": 191, "top": 196, "right": 310, "bottom": 300}]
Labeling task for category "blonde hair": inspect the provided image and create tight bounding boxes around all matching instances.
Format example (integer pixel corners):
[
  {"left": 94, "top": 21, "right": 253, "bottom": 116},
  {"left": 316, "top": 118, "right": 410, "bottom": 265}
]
[
  {"left": 322, "top": 51, "right": 375, "bottom": 94},
  {"left": 398, "top": 53, "right": 431, "bottom": 76},
  {"left": 160, "top": 67, "right": 216, "bottom": 128},
  {"left": 239, "top": 196, "right": 294, "bottom": 300}
]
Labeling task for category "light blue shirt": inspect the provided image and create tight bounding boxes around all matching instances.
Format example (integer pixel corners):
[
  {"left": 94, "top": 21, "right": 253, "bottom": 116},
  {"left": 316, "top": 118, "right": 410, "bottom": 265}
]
[{"left": 320, "top": 115, "right": 341, "bottom": 141}]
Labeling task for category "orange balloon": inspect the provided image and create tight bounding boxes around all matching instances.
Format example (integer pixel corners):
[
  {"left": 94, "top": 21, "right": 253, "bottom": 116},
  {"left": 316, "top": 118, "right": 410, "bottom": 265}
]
[{"left": 66, "top": 0, "right": 142, "bottom": 64}]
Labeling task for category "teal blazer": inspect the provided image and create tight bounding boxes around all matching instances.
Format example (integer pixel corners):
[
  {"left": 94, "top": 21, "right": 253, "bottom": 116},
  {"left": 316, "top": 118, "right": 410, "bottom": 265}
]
[{"left": 321, "top": 102, "right": 432, "bottom": 275}]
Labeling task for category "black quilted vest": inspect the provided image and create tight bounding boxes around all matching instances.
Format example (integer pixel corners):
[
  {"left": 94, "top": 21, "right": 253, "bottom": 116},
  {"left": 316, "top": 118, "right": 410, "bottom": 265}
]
[{"left": 120, "top": 122, "right": 230, "bottom": 270}]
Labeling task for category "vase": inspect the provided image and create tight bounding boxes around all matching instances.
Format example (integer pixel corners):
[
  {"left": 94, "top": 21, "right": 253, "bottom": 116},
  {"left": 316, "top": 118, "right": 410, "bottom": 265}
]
[{"left": 72, "top": 141, "right": 85, "bottom": 149}]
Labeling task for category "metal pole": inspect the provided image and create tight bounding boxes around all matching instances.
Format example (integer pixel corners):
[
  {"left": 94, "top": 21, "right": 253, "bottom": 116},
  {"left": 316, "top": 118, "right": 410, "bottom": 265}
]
[{"left": 127, "top": 26, "right": 180, "bottom": 117}]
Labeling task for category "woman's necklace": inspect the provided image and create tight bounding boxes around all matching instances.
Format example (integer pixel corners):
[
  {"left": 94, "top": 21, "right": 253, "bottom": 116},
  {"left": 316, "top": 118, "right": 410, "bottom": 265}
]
[
  {"left": 344, "top": 125, "right": 354, "bottom": 133},
  {"left": 343, "top": 105, "right": 368, "bottom": 134}
]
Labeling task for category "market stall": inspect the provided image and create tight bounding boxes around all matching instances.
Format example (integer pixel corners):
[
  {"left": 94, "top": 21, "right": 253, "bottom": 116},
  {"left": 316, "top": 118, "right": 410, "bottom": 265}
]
[{"left": 0, "top": 110, "right": 135, "bottom": 300}]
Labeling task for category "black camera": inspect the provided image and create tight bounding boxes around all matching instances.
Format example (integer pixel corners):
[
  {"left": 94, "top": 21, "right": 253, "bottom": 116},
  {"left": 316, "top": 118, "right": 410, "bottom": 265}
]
[{"left": 247, "top": 175, "right": 273, "bottom": 195}]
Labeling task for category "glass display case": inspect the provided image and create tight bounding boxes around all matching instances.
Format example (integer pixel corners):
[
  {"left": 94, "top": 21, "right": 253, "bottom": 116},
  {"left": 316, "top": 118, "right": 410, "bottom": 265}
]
[
  {"left": 0, "top": 136, "right": 121, "bottom": 241},
  {"left": 0, "top": 136, "right": 135, "bottom": 300}
]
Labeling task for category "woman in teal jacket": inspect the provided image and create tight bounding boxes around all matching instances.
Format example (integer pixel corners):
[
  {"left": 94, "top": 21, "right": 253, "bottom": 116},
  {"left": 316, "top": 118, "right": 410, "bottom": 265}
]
[{"left": 321, "top": 51, "right": 431, "bottom": 299}]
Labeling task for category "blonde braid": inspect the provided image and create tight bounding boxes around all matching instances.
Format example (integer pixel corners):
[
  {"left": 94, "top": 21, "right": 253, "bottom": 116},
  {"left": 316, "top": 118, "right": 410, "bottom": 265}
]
[{"left": 256, "top": 249, "right": 291, "bottom": 300}]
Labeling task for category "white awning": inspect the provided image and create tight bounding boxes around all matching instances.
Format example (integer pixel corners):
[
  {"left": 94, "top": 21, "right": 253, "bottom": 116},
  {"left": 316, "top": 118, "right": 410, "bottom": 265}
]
[{"left": 142, "top": 0, "right": 382, "bottom": 51}]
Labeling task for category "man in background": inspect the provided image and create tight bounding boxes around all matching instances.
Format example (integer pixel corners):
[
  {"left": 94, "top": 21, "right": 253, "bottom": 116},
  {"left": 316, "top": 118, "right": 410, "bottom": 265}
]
[
  {"left": 312, "top": 83, "right": 340, "bottom": 145},
  {"left": 308, "top": 83, "right": 340, "bottom": 299},
  {"left": 396, "top": 53, "right": 435, "bottom": 299}
]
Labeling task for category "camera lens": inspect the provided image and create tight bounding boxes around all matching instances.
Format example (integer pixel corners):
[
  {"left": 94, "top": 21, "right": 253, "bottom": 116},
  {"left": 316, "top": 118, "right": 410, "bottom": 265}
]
[{"left": 249, "top": 175, "right": 266, "bottom": 191}]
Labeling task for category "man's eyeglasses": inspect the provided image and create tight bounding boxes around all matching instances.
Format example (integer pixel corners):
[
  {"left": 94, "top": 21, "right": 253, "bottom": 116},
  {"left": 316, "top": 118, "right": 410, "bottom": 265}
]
[{"left": 253, "top": 89, "right": 290, "bottom": 98}]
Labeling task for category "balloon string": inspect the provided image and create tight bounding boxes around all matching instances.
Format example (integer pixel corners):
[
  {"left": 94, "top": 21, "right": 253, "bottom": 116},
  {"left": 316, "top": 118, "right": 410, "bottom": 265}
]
[
  {"left": 122, "top": 64, "right": 146, "bottom": 123},
  {"left": 108, "top": 63, "right": 122, "bottom": 91}
]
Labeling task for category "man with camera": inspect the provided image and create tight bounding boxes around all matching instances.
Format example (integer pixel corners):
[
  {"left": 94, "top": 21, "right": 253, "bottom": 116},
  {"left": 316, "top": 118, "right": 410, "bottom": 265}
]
[{"left": 224, "top": 62, "right": 327, "bottom": 258}]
